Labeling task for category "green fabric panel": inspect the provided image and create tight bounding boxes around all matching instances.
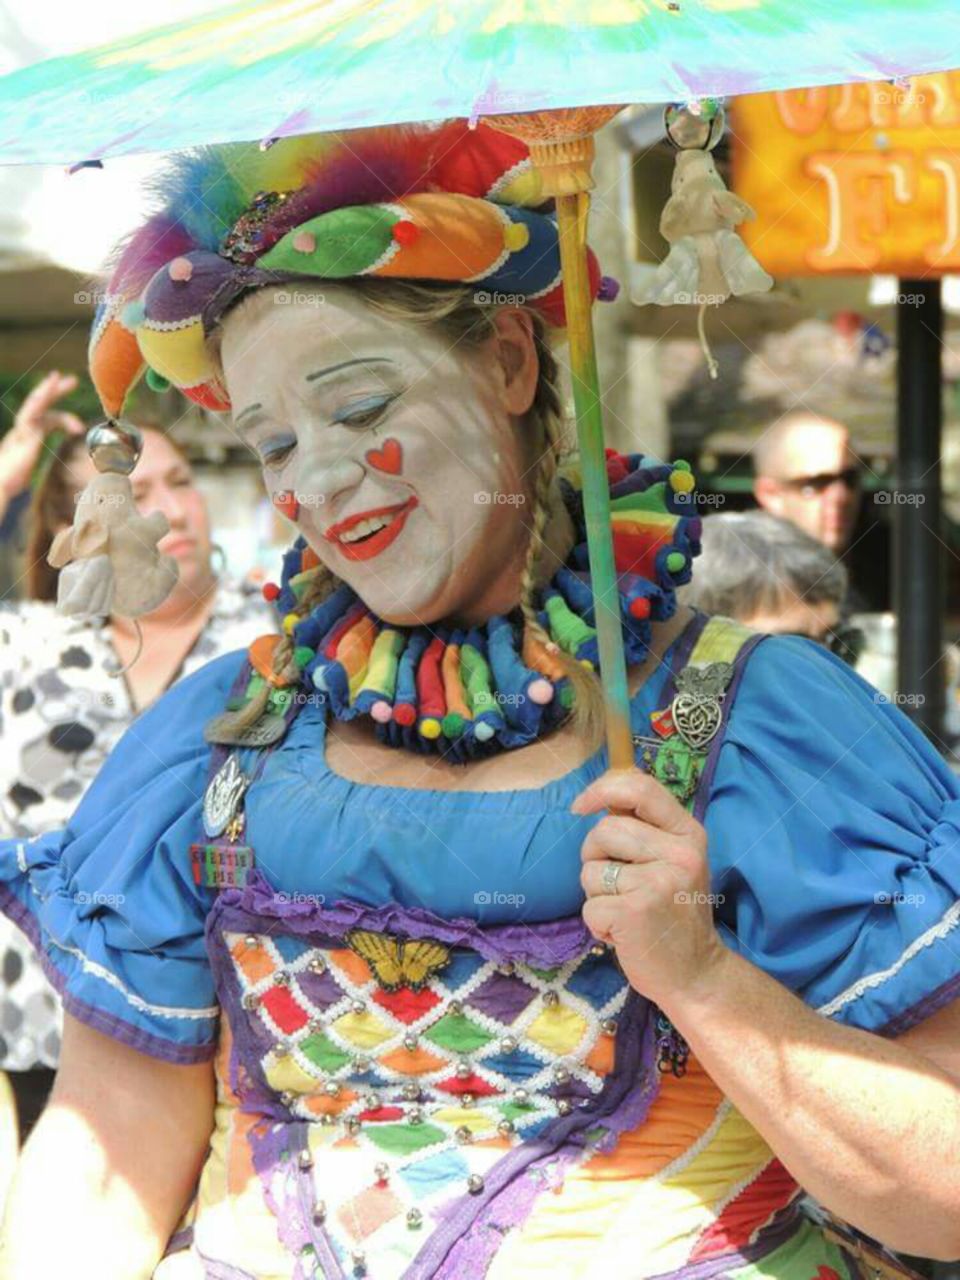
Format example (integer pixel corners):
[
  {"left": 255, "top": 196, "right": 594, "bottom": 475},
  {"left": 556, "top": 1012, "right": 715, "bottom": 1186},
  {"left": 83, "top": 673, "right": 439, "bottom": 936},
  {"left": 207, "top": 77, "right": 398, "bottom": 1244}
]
[
  {"left": 610, "top": 482, "right": 670, "bottom": 514},
  {"left": 365, "top": 1122, "right": 446, "bottom": 1157},
  {"left": 498, "top": 1100, "right": 538, "bottom": 1122},
  {"left": 298, "top": 1032, "right": 351, "bottom": 1073},
  {"left": 423, "top": 1012, "right": 494, "bottom": 1054},
  {"left": 259, "top": 205, "right": 397, "bottom": 278}
]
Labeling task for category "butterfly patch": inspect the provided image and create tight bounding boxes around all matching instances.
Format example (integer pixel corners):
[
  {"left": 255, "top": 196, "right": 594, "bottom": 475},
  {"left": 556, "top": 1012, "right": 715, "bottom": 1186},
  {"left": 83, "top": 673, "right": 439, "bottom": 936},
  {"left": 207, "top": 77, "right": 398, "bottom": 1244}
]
[{"left": 346, "top": 929, "right": 450, "bottom": 993}]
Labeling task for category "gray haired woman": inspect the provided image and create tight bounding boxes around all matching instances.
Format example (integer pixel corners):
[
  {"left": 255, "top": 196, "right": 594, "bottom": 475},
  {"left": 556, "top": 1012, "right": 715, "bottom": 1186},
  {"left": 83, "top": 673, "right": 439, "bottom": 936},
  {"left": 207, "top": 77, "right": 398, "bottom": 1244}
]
[{"left": 679, "top": 510, "right": 861, "bottom": 662}]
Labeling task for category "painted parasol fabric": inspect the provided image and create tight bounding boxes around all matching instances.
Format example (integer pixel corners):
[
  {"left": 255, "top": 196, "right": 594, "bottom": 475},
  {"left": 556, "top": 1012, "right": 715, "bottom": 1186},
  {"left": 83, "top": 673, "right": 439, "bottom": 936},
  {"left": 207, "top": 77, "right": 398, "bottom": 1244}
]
[{"left": 0, "top": 0, "right": 959, "bottom": 164}]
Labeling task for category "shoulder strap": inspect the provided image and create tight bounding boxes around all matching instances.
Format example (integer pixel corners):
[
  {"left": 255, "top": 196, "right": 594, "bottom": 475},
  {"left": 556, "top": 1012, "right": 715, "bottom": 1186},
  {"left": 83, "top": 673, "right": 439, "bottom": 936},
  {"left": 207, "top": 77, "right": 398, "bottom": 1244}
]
[
  {"left": 634, "top": 613, "right": 763, "bottom": 820},
  {"left": 685, "top": 615, "right": 764, "bottom": 822}
]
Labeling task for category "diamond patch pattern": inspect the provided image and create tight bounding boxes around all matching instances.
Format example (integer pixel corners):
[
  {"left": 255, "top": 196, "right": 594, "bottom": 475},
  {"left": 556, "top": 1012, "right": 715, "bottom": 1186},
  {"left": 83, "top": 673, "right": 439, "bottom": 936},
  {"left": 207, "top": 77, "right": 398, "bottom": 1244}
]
[{"left": 224, "top": 928, "right": 631, "bottom": 1276}]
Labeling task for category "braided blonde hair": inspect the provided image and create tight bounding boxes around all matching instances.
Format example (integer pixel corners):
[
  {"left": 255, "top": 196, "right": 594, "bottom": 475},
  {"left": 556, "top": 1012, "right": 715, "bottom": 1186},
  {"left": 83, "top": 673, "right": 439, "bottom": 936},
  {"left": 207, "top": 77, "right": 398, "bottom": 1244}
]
[{"left": 207, "top": 277, "right": 605, "bottom": 749}]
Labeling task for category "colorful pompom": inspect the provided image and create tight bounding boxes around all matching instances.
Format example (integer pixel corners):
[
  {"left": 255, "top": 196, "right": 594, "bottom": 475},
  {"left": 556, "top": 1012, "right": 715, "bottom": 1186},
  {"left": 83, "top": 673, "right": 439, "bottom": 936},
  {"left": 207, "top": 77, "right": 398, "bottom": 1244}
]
[
  {"left": 371, "top": 699, "right": 393, "bottom": 723},
  {"left": 145, "top": 367, "right": 170, "bottom": 392},
  {"left": 666, "top": 551, "right": 687, "bottom": 573},
  {"left": 670, "top": 469, "right": 696, "bottom": 494},
  {"left": 629, "top": 597, "right": 651, "bottom": 619},
  {"left": 121, "top": 299, "right": 146, "bottom": 329},
  {"left": 168, "top": 256, "right": 194, "bottom": 282},
  {"left": 392, "top": 219, "right": 419, "bottom": 246},
  {"left": 393, "top": 702, "right": 417, "bottom": 727},
  {"left": 262, "top": 582, "right": 281, "bottom": 602},
  {"left": 503, "top": 221, "right": 530, "bottom": 252},
  {"left": 598, "top": 275, "right": 621, "bottom": 302},
  {"left": 419, "top": 717, "right": 442, "bottom": 740},
  {"left": 292, "top": 230, "right": 317, "bottom": 253},
  {"left": 528, "top": 678, "right": 554, "bottom": 705}
]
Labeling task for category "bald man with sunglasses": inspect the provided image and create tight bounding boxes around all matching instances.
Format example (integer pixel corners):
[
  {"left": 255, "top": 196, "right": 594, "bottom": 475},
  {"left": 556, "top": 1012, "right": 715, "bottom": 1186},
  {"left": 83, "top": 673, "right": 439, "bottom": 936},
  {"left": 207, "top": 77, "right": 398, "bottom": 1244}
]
[{"left": 752, "top": 412, "right": 863, "bottom": 554}]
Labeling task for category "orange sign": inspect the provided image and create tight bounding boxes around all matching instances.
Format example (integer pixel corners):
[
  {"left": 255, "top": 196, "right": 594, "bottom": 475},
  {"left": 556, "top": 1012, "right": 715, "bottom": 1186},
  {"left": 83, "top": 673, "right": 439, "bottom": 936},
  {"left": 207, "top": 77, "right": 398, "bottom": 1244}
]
[{"left": 732, "top": 73, "right": 960, "bottom": 276}]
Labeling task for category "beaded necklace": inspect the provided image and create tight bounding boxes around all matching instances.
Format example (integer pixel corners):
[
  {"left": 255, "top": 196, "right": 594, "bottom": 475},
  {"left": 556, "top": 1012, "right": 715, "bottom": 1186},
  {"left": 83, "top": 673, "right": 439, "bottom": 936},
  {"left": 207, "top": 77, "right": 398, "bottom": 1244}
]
[{"left": 214, "top": 451, "right": 701, "bottom": 760}]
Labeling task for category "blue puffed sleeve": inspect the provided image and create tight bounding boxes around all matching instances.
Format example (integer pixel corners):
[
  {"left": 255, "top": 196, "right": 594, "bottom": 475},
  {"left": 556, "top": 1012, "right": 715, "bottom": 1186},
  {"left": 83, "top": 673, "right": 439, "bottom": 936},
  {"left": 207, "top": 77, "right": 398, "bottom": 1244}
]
[
  {"left": 0, "top": 649, "right": 246, "bottom": 1063},
  {"left": 706, "top": 635, "right": 960, "bottom": 1035}
]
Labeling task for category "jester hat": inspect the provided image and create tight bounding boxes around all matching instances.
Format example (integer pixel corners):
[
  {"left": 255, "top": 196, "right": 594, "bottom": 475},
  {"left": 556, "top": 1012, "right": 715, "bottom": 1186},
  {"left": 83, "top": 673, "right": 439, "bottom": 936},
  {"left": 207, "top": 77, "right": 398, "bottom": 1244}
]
[{"left": 89, "top": 120, "right": 616, "bottom": 418}]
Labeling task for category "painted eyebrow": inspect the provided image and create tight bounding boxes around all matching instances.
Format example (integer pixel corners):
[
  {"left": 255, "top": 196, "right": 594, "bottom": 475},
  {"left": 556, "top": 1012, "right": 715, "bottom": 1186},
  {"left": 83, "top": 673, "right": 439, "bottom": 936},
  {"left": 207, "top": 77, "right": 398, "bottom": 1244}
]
[
  {"left": 234, "top": 359, "right": 395, "bottom": 430},
  {"left": 234, "top": 402, "right": 263, "bottom": 431},
  {"left": 305, "top": 358, "right": 395, "bottom": 382}
]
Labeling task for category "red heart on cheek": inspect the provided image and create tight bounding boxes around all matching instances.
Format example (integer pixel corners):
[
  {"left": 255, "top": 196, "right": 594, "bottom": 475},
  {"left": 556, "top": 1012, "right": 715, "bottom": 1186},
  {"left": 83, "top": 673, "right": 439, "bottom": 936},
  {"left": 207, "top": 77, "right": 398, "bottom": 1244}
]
[
  {"left": 273, "top": 490, "right": 300, "bottom": 521},
  {"left": 365, "top": 437, "right": 402, "bottom": 474}
]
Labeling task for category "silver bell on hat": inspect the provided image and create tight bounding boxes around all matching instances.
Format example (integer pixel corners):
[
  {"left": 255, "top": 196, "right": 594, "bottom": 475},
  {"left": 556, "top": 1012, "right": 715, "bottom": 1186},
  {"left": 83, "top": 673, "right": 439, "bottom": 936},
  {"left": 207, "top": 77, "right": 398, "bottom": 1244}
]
[
  {"left": 663, "top": 99, "right": 726, "bottom": 152},
  {"left": 86, "top": 419, "right": 144, "bottom": 475}
]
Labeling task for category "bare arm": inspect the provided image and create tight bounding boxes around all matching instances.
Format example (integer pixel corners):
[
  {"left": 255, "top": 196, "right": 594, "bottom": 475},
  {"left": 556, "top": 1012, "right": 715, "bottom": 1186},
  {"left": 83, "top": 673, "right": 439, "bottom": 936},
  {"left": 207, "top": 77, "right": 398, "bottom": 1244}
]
[
  {"left": 669, "top": 947, "right": 960, "bottom": 1261},
  {"left": 1, "top": 1013, "right": 215, "bottom": 1280},
  {"left": 575, "top": 768, "right": 960, "bottom": 1263}
]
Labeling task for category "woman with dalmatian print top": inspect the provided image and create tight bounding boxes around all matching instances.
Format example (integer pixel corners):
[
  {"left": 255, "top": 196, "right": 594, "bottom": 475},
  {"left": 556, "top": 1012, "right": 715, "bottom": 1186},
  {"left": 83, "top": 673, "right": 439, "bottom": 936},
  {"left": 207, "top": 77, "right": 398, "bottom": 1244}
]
[{"left": 0, "top": 382, "right": 271, "bottom": 1135}]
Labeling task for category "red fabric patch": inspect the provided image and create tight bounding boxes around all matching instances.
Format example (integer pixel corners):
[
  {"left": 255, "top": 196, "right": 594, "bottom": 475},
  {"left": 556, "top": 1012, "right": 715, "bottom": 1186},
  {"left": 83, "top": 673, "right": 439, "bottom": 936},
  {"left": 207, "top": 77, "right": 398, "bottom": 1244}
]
[
  {"left": 260, "top": 984, "right": 310, "bottom": 1034},
  {"left": 689, "top": 1158, "right": 799, "bottom": 1261},
  {"left": 357, "top": 1105, "right": 405, "bottom": 1122},
  {"left": 436, "top": 1074, "right": 499, "bottom": 1097},
  {"left": 372, "top": 985, "right": 441, "bottom": 1023}
]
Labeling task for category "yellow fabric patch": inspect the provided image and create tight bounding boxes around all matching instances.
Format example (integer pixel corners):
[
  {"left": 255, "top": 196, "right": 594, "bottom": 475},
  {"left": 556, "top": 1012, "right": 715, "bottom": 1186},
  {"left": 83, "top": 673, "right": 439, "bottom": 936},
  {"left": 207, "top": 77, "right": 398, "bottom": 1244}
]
[
  {"left": 525, "top": 1003, "right": 589, "bottom": 1056},
  {"left": 331, "top": 1008, "right": 394, "bottom": 1049},
  {"left": 137, "top": 318, "right": 214, "bottom": 388}
]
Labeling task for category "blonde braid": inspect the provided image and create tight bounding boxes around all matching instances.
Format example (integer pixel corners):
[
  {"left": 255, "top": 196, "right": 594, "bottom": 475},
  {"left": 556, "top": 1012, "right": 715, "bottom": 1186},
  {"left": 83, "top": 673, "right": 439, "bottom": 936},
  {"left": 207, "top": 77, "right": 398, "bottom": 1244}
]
[
  {"left": 518, "top": 336, "right": 605, "bottom": 754},
  {"left": 205, "top": 563, "right": 340, "bottom": 738}
]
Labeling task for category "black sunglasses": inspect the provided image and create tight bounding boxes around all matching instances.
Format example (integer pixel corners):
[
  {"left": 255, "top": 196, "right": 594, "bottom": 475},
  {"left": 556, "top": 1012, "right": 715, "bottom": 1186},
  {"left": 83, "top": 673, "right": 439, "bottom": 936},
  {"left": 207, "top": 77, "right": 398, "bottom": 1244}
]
[{"left": 778, "top": 468, "right": 861, "bottom": 496}]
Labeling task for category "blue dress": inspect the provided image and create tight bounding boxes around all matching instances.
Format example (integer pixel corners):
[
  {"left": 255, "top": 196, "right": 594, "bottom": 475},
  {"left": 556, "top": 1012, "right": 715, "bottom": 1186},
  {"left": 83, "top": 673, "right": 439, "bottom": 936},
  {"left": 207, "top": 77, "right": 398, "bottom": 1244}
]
[{"left": 2, "top": 622, "right": 959, "bottom": 1279}]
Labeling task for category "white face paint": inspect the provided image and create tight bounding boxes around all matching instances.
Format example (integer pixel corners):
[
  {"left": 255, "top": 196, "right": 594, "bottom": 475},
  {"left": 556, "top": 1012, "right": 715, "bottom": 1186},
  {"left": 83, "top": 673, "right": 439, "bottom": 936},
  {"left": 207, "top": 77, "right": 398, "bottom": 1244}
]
[{"left": 220, "top": 287, "right": 536, "bottom": 625}]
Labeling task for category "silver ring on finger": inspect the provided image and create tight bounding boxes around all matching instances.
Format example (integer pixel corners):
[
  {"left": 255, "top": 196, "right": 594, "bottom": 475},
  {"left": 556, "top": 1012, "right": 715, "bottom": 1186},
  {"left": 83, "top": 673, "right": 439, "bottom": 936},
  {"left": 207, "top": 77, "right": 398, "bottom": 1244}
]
[{"left": 601, "top": 860, "right": 623, "bottom": 895}]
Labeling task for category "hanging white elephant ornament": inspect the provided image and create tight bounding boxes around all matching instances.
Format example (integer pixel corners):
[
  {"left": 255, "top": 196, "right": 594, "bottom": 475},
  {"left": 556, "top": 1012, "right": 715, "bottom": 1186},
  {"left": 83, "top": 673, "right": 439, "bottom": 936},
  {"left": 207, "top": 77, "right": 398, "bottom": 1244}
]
[
  {"left": 47, "top": 420, "right": 178, "bottom": 642},
  {"left": 637, "top": 100, "right": 773, "bottom": 377}
]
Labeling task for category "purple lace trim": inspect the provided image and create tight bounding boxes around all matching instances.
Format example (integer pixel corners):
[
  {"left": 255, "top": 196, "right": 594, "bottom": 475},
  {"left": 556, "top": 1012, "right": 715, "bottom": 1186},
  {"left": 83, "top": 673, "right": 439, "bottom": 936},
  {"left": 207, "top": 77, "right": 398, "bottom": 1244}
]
[
  {"left": 246, "top": 1118, "right": 342, "bottom": 1280},
  {"left": 216, "top": 874, "right": 593, "bottom": 968}
]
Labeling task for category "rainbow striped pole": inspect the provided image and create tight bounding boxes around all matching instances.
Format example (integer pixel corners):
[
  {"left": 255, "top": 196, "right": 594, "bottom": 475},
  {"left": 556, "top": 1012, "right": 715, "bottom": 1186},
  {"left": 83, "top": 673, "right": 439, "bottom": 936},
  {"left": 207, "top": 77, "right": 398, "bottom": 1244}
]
[{"left": 488, "top": 106, "right": 633, "bottom": 769}]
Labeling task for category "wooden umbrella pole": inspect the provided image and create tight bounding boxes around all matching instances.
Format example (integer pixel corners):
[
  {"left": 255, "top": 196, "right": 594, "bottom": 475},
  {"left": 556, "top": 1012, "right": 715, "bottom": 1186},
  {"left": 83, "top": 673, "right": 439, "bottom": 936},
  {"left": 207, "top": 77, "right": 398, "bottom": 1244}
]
[{"left": 555, "top": 187, "right": 634, "bottom": 770}]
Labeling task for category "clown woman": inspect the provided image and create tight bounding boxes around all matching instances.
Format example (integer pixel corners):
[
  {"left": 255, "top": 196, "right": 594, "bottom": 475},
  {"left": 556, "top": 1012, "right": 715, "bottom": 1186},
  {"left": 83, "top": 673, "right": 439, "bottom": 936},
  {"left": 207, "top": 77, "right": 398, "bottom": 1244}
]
[{"left": 2, "top": 123, "right": 960, "bottom": 1279}]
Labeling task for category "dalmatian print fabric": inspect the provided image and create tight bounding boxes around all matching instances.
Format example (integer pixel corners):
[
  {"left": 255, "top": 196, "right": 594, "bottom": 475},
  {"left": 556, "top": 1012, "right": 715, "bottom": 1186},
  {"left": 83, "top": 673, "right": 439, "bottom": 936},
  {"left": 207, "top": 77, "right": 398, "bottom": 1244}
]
[{"left": 0, "top": 581, "right": 270, "bottom": 1069}]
